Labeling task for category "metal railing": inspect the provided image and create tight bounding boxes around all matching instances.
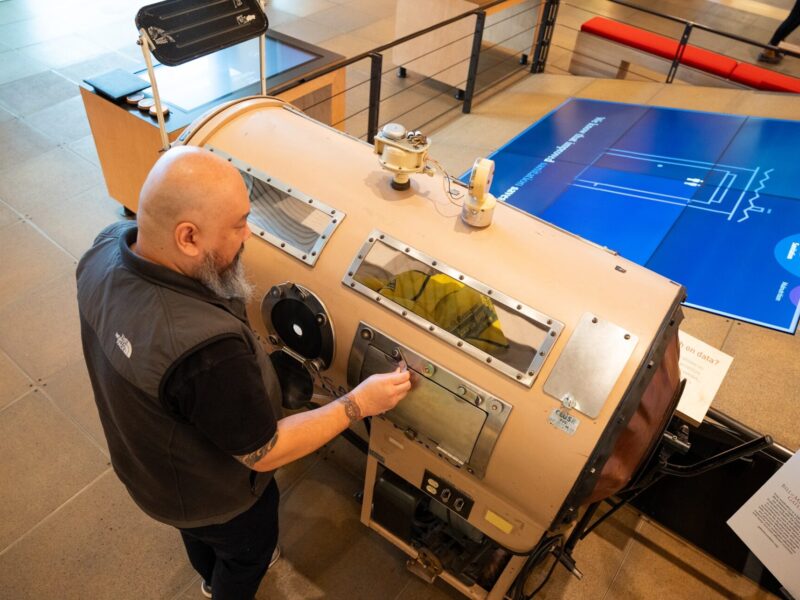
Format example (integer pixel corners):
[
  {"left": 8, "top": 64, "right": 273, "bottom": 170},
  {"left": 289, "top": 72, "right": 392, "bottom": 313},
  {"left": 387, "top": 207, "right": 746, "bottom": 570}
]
[
  {"left": 268, "top": 0, "right": 543, "bottom": 142},
  {"left": 607, "top": 0, "right": 800, "bottom": 83}
]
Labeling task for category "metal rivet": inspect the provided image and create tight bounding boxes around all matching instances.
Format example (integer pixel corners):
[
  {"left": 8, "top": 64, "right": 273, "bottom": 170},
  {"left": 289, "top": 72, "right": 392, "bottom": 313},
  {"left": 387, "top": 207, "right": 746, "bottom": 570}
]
[
  {"left": 516, "top": 304, "right": 522, "bottom": 310},
  {"left": 624, "top": 333, "right": 631, "bottom": 340},
  {"left": 547, "top": 319, "right": 553, "bottom": 325},
  {"left": 379, "top": 234, "right": 385, "bottom": 239},
  {"left": 402, "top": 310, "right": 408, "bottom": 316},
  {"left": 350, "top": 282, "right": 355, "bottom": 287},
  {"left": 432, "top": 261, "right": 437, "bottom": 266},
  {"left": 428, "top": 325, "right": 434, "bottom": 331},
  {"left": 348, "top": 271, "right": 353, "bottom": 276},
  {"left": 459, "top": 275, "right": 464, "bottom": 281},
  {"left": 592, "top": 317, "right": 598, "bottom": 323},
  {"left": 550, "top": 331, "right": 556, "bottom": 337},
  {"left": 368, "top": 238, "right": 374, "bottom": 243},
  {"left": 457, "top": 341, "right": 463, "bottom": 347},
  {"left": 486, "top": 357, "right": 492, "bottom": 363}
]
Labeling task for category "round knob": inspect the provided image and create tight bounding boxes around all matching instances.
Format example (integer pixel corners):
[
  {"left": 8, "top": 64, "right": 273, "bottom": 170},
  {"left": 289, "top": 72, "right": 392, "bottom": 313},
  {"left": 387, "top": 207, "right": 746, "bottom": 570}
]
[{"left": 381, "top": 123, "right": 407, "bottom": 140}]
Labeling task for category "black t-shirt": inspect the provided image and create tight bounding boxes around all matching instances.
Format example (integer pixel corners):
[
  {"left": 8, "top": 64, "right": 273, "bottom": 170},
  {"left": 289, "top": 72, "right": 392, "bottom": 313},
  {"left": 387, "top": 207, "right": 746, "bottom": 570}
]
[{"left": 162, "top": 337, "right": 278, "bottom": 456}]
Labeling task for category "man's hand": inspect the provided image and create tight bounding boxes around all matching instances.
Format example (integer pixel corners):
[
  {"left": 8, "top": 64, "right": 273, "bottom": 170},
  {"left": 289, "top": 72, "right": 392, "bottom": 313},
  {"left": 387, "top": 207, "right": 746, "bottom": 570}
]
[{"left": 348, "top": 369, "right": 412, "bottom": 418}]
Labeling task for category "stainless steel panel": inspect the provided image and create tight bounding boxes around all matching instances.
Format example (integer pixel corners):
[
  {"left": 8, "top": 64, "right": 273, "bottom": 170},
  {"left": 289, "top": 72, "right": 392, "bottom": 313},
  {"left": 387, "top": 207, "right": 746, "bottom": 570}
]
[
  {"left": 362, "top": 346, "right": 487, "bottom": 466},
  {"left": 543, "top": 313, "right": 638, "bottom": 419},
  {"left": 348, "top": 323, "right": 511, "bottom": 479}
]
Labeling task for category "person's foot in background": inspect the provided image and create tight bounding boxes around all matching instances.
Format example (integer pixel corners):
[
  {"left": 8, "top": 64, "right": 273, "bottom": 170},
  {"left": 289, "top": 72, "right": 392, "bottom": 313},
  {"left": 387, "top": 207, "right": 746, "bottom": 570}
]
[{"left": 758, "top": 48, "right": 784, "bottom": 64}]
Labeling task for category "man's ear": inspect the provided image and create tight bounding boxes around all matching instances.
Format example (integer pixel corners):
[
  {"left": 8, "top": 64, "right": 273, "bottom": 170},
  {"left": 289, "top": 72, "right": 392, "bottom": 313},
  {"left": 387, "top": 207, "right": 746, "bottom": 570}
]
[{"left": 175, "top": 221, "right": 202, "bottom": 258}]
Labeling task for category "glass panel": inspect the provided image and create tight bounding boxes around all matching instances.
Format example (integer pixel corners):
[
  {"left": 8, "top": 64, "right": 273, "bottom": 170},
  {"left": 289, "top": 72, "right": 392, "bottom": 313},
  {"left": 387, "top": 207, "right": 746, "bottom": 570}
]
[
  {"left": 353, "top": 240, "right": 547, "bottom": 373},
  {"left": 137, "top": 37, "right": 318, "bottom": 112},
  {"left": 242, "top": 172, "right": 332, "bottom": 253}
]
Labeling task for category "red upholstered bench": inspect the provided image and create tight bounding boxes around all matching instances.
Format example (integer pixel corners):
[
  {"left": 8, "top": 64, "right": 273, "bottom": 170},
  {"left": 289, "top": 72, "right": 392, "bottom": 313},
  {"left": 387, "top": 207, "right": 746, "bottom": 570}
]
[
  {"left": 580, "top": 17, "right": 736, "bottom": 78},
  {"left": 730, "top": 62, "right": 800, "bottom": 93},
  {"left": 576, "top": 16, "right": 799, "bottom": 93}
]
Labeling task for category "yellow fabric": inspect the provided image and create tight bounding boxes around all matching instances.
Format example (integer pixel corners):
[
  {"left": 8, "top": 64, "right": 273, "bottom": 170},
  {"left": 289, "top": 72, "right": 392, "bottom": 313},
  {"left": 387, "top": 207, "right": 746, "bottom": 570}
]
[{"left": 373, "top": 270, "right": 509, "bottom": 351}]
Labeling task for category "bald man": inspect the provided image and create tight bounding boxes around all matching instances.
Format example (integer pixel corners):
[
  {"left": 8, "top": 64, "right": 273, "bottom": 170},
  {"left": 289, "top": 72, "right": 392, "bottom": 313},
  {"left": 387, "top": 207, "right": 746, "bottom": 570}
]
[{"left": 77, "top": 147, "right": 411, "bottom": 600}]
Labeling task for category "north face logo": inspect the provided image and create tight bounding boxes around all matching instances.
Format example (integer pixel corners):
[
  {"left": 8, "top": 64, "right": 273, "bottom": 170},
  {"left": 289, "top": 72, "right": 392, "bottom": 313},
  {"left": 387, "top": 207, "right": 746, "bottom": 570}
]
[{"left": 115, "top": 332, "right": 132, "bottom": 358}]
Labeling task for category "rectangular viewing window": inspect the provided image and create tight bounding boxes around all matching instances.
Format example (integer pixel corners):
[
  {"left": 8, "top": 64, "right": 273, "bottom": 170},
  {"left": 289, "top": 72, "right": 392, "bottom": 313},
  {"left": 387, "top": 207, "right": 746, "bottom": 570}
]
[
  {"left": 206, "top": 147, "right": 344, "bottom": 266},
  {"left": 344, "top": 232, "right": 563, "bottom": 386}
]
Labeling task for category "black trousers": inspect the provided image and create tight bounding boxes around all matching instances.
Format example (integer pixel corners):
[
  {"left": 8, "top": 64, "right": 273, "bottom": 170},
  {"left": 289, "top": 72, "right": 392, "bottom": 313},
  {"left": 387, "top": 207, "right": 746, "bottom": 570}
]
[
  {"left": 179, "top": 479, "right": 280, "bottom": 600},
  {"left": 770, "top": 1, "right": 800, "bottom": 46}
]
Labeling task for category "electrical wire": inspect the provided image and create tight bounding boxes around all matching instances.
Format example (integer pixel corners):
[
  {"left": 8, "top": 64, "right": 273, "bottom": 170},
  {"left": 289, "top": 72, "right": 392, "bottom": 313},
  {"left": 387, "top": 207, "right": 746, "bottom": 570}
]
[
  {"left": 509, "top": 534, "right": 565, "bottom": 600},
  {"left": 427, "top": 157, "right": 466, "bottom": 206}
]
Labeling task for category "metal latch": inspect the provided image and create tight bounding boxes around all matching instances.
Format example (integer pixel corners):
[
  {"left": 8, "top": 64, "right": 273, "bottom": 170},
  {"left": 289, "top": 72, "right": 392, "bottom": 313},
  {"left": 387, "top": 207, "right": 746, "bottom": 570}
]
[{"left": 406, "top": 547, "right": 443, "bottom": 584}]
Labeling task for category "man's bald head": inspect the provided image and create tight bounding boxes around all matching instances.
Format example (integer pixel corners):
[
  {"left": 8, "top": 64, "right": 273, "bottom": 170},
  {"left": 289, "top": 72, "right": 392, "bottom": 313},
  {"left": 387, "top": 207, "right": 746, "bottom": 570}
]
[
  {"left": 133, "top": 146, "right": 253, "bottom": 296},
  {"left": 138, "top": 146, "right": 247, "bottom": 245}
]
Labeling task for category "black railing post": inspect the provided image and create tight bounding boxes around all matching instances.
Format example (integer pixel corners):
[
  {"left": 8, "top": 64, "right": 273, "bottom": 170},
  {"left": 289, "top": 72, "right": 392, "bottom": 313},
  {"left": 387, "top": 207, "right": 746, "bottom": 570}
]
[
  {"left": 667, "top": 22, "right": 694, "bottom": 83},
  {"left": 531, "top": 0, "right": 560, "bottom": 73},
  {"left": 367, "top": 52, "right": 383, "bottom": 144},
  {"left": 462, "top": 11, "right": 486, "bottom": 114}
]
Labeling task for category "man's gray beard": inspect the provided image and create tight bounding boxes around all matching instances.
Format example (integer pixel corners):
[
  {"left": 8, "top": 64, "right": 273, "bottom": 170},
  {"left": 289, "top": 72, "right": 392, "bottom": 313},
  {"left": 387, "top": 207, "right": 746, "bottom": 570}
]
[{"left": 196, "top": 250, "right": 254, "bottom": 301}]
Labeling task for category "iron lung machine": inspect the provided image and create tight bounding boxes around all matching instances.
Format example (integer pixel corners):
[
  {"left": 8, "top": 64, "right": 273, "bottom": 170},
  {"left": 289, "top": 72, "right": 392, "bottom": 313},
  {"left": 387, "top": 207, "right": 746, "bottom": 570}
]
[{"left": 177, "top": 97, "right": 685, "bottom": 598}]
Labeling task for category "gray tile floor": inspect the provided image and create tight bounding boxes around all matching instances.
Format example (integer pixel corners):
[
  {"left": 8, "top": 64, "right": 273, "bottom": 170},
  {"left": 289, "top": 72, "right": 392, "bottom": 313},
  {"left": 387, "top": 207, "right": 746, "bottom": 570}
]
[{"left": 0, "top": 0, "right": 796, "bottom": 598}]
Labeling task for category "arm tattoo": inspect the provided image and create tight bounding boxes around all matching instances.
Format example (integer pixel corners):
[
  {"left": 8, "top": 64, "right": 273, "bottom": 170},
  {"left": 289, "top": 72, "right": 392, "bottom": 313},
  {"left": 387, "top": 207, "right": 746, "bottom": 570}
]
[
  {"left": 234, "top": 431, "right": 279, "bottom": 468},
  {"left": 339, "top": 393, "right": 362, "bottom": 424}
]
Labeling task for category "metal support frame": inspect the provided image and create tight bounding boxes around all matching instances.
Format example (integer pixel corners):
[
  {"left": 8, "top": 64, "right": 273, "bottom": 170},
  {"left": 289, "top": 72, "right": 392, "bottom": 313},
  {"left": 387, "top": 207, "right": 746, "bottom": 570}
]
[
  {"left": 531, "top": 0, "right": 560, "bottom": 74},
  {"left": 462, "top": 11, "right": 486, "bottom": 114},
  {"left": 667, "top": 22, "right": 694, "bottom": 83},
  {"left": 138, "top": 28, "right": 170, "bottom": 152},
  {"left": 561, "top": 430, "right": 774, "bottom": 559},
  {"left": 367, "top": 52, "right": 383, "bottom": 145},
  {"left": 259, "top": 0, "right": 267, "bottom": 95}
]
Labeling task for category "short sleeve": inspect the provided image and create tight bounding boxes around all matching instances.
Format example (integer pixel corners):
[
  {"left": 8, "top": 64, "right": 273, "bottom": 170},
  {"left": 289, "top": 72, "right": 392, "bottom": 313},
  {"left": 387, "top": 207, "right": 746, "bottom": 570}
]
[{"left": 163, "top": 337, "right": 278, "bottom": 456}]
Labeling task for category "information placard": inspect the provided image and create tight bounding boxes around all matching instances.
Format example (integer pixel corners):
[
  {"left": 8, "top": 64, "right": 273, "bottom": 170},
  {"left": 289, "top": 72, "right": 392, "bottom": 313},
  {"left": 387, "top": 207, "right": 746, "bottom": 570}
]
[
  {"left": 676, "top": 331, "right": 733, "bottom": 426},
  {"left": 728, "top": 452, "right": 800, "bottom": 599}
]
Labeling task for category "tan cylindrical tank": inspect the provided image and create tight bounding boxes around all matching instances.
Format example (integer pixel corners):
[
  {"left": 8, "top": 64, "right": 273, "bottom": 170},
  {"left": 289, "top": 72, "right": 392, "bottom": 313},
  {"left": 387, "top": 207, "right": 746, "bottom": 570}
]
[{"left": 178, "top": 97, "right": 684, "bottom": 595}]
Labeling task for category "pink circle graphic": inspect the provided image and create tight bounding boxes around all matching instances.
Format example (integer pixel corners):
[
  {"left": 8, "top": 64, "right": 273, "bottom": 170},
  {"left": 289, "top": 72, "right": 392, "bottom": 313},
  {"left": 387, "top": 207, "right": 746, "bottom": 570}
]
[{"left": 790, "top": 286, "right": 800, "bottom": 306}]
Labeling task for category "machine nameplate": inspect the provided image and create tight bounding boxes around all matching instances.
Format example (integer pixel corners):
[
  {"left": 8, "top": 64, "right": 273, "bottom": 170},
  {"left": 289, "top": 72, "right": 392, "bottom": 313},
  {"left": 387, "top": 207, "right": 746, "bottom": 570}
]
[
  {"left": 543, "top": 313, "right": 638, "bottom": 419},
  {"left": 548, "top": 408, "right": 579, "bottom": 435},
  {"left": 343, "top": 231, "right": 564, "bottom": 387},
  {"left": 206, "top": 146, "right": 345, "bottom": 266}
]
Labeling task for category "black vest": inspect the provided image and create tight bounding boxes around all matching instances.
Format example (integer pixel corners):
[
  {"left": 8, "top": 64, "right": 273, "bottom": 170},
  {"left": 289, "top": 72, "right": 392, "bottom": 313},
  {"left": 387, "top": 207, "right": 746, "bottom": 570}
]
[{"left": 77, "top": 222, "right": 282, "bottom": 528}]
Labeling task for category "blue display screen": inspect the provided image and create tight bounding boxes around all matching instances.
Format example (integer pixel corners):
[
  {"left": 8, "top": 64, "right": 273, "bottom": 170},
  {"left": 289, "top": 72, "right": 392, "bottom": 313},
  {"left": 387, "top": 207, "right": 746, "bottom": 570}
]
[{"left": 483, "top": 98, "right": 800, "bottom": 333}]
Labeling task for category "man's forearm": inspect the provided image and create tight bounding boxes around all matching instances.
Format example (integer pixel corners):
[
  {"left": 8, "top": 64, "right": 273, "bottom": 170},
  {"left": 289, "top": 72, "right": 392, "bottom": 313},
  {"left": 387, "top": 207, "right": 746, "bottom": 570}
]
[{"left": 238, "top": 396, "right": 355, "bottom": 472}]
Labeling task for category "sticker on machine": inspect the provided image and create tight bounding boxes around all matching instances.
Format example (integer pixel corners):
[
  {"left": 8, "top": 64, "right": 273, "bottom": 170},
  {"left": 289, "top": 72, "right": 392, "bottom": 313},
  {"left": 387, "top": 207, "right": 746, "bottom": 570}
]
[{"left": 548, "top": 408, "right": 579, "bottom": 435}]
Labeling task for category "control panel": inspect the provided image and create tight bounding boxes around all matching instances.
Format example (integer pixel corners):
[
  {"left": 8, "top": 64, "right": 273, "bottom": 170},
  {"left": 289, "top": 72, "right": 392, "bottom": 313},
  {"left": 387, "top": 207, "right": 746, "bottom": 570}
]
[{"left": 421, "top": 469, "right": 474, "bottom": 519}]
